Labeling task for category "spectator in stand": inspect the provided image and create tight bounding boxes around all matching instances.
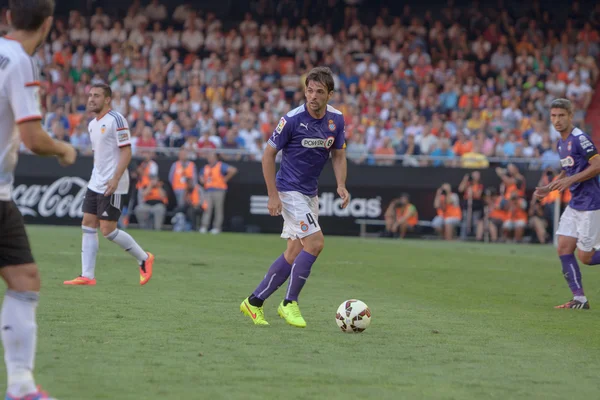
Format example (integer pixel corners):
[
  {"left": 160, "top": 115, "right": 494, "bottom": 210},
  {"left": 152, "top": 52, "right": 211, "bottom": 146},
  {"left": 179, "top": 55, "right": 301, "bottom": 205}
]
[{"left": 16, "top": 0, "right": 600, "bottom": 172}]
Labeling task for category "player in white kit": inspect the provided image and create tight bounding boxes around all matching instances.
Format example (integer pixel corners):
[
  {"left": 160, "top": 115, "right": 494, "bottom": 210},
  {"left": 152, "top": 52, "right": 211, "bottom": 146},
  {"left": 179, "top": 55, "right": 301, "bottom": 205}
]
[
  {"left": 63, "top": 84, "right": 155, "bottom": 286},
  {"left": 0, "top": 1, "right": 77, "bottom": 398}
]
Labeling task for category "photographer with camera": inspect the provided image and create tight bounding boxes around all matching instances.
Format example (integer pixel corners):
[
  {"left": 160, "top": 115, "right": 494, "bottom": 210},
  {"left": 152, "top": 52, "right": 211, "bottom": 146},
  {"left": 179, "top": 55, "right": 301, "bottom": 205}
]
[
  {"left": 529, "top": 191, "right": 549, "bottom": 244},
  {"left": 134, "top": 174, "right": 168, "bottom": 231},
  {"left": 537, "top": 167, "right": 571, "bottom": 235},
  {"left": 458, "top": 171, "right": 484, "bottom": 240},
  {"left": 504, "top": 192, "right": 528, "bottom": 243},
  {"left": 432, "top": 183, "right": 462, "bottom": 240},
  {"left": 478, "top": 187, "right": 509, "bottom": 242},
  {"left": 172, "top": 178, "right": 207, "bottom": 232},
  {"left": 382, "top": 194, "right": 419, "bottom": 239},
  {"left": 496, "top": 164, "right": 526, "bottom": 200}
]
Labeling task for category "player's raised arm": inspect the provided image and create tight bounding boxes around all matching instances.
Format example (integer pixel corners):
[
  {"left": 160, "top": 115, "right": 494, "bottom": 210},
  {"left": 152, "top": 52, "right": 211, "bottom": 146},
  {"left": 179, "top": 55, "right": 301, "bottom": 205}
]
[{"left": 9, "top": 63, "right": 75, "bottom": 165}]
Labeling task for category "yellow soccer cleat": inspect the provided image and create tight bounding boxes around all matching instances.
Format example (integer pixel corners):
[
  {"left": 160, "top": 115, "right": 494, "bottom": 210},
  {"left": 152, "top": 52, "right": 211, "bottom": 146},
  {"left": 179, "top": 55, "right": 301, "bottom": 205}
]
[
  {"left": 277, "top": 300, "right": 306, "bottom": 328},
  {"left": 240, "top": 297, "right": 269, "bottom": 325}
]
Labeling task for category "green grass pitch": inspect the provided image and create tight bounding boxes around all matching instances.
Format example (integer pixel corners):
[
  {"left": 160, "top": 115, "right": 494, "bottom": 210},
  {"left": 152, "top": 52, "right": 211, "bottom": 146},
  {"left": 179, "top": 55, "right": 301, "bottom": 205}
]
[{"left": 3, "top": 225, "right": 600, "bottom": 399}]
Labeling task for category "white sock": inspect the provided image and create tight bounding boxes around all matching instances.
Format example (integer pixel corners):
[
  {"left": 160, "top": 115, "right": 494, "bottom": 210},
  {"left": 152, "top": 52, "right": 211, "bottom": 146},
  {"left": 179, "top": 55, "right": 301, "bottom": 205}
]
[
  {"left": 105, "top": 229, "right": 148, "bottom": 265},
  {"left": 82, "top": 226, "right": 99, "bottom": 279},
  {"left": 2, "top": 291, "right": 38, "bottom": 397},
  {"left": 574, "top": 295, "right": 588, "bottom": 303}
]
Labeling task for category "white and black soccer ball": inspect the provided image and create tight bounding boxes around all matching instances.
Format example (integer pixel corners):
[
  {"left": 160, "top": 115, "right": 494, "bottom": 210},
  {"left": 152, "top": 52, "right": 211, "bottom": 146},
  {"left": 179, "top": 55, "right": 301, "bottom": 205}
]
[{"left": 335, "top": 299, "right": 371, "bottom": 333}]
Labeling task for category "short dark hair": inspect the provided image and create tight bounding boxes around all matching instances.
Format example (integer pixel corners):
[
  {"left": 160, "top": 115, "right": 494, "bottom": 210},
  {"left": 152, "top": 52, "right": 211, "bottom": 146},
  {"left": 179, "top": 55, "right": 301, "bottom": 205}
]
[
  {"left": 550, "top": 98, "right": 573, "bottom": 114},
  {"left": 9, "top": 0, "right": 55, "bottom": 31},
  {"left": 90, "top": 83, "right": 112, "bottom": 99},
  {"left": 305, "top": 66, "right": 335, "bottom": 93}
]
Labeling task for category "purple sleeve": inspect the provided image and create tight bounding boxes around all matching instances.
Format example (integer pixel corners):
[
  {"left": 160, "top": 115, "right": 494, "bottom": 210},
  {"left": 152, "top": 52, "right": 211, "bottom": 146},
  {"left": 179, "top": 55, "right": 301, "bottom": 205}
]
[
  {"left": 267, "top": 116, "right": 293, "bottom": 150},
  {"left": 333, "top": 116, "right": 346, "bottom": 150},
  {"left": 576, "top": 134, "right": 599, "bottom": 161}
]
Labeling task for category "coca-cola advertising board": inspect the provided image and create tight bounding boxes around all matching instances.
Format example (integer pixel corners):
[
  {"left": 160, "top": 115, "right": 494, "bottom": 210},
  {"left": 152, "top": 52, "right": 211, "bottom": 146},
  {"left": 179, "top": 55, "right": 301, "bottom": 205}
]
[{"left": 12, "top": 176, "right": 88, "bottom": 225}]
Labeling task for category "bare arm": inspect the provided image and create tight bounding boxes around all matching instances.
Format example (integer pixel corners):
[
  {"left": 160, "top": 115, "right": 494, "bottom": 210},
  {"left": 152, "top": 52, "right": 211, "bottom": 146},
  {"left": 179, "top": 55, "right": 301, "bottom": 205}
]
[
  {"left": 19, "top": 120, "right": 75, "bottom": 163},
  {"left": 224, "top": 166, "right": 238, "bottom": 183},
  {"left": 113, "top": 145, "right": 132, "bottom": 182},
  {"left": 262, "top": 145, "right": 282, "bottom": 216},
  {"left": 331, "top": 148, "right": 350, "bottom": 208},
  {"left": 331, "top": 148, "right": 347, "bottom": 189},
  {"left": 262, "top": 145, "right": 278, "bottom": 196}
]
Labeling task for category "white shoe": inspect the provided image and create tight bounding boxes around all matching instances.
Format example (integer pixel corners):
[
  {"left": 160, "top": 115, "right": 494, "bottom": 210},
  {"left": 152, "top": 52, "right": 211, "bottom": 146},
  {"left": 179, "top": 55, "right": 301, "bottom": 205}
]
[
  {"left": 210, "top": 228, "right": 221, "bottom": 234},
  {"left": 199, "top": 227, "right": 208, "bottom": 234}
]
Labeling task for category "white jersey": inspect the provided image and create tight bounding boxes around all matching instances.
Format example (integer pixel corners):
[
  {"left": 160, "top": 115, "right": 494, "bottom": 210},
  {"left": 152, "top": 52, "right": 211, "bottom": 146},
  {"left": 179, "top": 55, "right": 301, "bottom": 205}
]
[
  {"left": 87, "top": 109, "right": 132, "bottom": 195},
  {"left": 0, "top": 37, "right": 43, "bottom": 201}
]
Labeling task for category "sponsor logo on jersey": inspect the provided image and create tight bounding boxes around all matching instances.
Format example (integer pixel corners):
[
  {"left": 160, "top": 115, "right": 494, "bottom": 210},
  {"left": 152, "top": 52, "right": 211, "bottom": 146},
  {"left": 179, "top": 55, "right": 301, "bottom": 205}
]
[
  {"left": 328, "top": 119, "right": 336, "bottom": 131},
  {"left": 301, "top": 137, "right": 335, "bottom": 149},
  {"left": 560, "top": 156, "right": 575, "bottom": 167},
  {"left": 250, "top": 193, "right": 382, "bottom": 218},
  {"left": 12, "top": 176, "right": 87, "bottom": 218},
  {"left": 275, "top": 117, "right": 287, "bottom": 134}
]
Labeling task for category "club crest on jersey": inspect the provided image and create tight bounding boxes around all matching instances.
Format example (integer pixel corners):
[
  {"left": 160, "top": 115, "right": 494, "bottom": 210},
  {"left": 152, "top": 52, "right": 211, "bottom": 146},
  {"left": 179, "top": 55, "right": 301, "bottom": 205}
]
[
  {"left": 560, "top": 156, "right": 575, "bottom": 167},
  {"left": 300, "top": 221, "right": 309, "bottom": 232},
  {"left": 101, "top": 125, "right": 106, "bottom": 134},
  {"left": 328, "top": 119, "right": 336, "bottom": 131}
]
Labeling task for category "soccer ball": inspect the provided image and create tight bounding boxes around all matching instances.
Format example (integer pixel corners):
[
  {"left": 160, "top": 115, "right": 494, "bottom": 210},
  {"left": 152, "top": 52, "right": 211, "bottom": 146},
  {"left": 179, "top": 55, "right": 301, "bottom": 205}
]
[{"left": 335, "top": 299, "right": 371, "bottom": 333}]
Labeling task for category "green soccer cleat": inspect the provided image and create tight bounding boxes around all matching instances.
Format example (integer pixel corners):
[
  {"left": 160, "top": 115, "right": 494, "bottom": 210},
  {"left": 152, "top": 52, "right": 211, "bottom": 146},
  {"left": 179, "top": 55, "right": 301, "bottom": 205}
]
[
  {"left": 240, "top": 297, "right": 269, "bottom": 325},
  {"left": 277, "top": 300, "right": 307, "bottom": 328}
]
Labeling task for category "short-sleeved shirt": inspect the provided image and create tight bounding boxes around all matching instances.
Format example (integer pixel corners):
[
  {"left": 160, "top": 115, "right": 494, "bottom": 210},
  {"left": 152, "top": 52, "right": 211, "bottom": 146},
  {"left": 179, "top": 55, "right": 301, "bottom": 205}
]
[
  {"left": 267, "top": 104, "right": 346, "bottom": 197},
  {"left": 0, "top": 37, "right": 43, "bottom": 201},
  {"left": 557, "top": 127, "right": 600, "bottom": 211},
  {"left": 87, "top": 109, "right": 132, "bottom": 195}
]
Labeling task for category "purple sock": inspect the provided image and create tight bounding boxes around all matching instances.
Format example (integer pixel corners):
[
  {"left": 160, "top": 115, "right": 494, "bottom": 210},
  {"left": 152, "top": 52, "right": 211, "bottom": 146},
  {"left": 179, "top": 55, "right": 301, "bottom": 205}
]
[
  {"left": 560, "top": 254, "right": 584, "bottom": 296},
  {"left": 252, "top": 254, "right": 292, "bottom": 301},
  {"left": 589, "top": 251, "right": 600, "bottom": 265},
  {"left": 285, "top": 250, "right": 317, "bottom": 302}
]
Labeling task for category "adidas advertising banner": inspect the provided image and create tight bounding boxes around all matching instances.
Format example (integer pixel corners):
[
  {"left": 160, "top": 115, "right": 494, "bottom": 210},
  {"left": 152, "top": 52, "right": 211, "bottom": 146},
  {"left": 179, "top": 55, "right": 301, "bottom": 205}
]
[{"left": 13, "top": 155, "right": 541, "bottom": 235}]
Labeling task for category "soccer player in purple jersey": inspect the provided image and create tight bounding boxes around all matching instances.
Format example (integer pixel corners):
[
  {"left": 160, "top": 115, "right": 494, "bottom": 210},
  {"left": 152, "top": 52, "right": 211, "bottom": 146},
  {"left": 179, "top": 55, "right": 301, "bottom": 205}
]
[
  {"left": 240, "top": 67, "right": 350, "bottom": 328},
  {"left": 534, "top": 98, "right": 600, "bottom": 310}
]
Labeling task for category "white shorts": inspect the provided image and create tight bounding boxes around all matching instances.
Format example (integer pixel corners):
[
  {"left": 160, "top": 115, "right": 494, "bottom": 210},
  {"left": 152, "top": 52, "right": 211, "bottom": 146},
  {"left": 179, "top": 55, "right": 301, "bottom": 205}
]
[
  {"left": 279, "top": 191, "right": 321, "bottom": 240},
  {"left": 556, "top": 206, "right": 600, "bottom": 252}
]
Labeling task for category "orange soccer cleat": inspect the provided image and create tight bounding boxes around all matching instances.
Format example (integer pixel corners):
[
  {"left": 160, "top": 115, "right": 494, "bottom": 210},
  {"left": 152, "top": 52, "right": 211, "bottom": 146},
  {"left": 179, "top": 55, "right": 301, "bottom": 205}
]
[
  {"left": 140, "top": 252, "right": 154, "bottom": 285},
  {"left": 63, "top": 276, "right": 96, "bottom": 286}
]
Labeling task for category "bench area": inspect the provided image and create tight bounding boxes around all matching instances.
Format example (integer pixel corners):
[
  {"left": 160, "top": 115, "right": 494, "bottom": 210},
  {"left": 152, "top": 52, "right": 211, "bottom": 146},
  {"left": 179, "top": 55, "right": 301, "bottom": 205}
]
[{"left": 354, "top": 218, "right": 433, "bottom": 238}]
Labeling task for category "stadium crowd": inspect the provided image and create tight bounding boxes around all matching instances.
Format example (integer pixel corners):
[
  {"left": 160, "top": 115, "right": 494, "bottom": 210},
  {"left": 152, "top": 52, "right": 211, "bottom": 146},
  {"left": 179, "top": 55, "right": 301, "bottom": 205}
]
[{"left": 5, "top": 0, "right": 599, "bottom": 171}]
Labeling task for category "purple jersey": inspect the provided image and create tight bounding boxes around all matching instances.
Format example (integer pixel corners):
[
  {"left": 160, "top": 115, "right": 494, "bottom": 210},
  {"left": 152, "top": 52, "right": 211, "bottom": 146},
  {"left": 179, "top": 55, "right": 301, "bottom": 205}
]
[
  {"left": 557, "top": 127, "right": 600, "bottom": 211},
  {"left": 267, "top": 104, "right": 346, "bottom": 197}
]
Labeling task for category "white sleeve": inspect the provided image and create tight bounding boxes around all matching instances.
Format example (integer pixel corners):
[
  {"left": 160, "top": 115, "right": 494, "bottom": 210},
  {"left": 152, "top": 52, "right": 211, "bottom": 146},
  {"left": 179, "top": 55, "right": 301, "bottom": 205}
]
[
  {"left": 6, "top": 57, "right": 42, "bottom": 124},
  {"left": 112, "top": 112, "right": 132, "bottom": 148}
]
